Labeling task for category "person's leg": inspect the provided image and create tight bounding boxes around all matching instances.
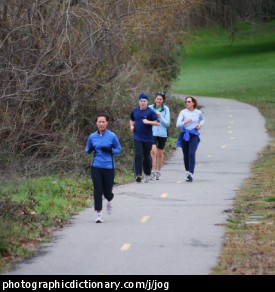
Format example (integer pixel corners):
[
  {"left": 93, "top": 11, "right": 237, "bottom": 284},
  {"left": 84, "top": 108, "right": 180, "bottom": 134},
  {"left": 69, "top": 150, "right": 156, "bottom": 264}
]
[
  {"left": 181, "top": 140, "right": 189, "bottom": 172},
  {"left": 91, "top": 167, "right": 104, "bottom": 211},
  {"left": 134, "top": 140, "right": 143, "bottom": 179},
  {"left": 156, "top": 137, "right": 167, "bottom": 172},
  {"left": 91, "top": 167, "right": 104, "bottom": 222},
  {"left": 188, "top": 135, "right": 200, "bottom": 175},
  {"left": 102, "top": 169, "right": 115, "bottom": 202},
  {"left": 156, "top": 149, "right": 163, "bottom": 171},
  {"left": 143, "top": 141, "right": 153, "bottom": 176},
  {"left": 102, "top": 168, "right": 115, "bottom": 215},
  {"left": 151, "top": 144, "right": 157, "bottom": 172}
]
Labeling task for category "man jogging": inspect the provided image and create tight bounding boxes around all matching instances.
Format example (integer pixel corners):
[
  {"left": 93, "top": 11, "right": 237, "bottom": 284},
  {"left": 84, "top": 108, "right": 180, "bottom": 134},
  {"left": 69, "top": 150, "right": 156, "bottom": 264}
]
[{"left": 130, "top": 93, "right": 160, "bottom": 183}]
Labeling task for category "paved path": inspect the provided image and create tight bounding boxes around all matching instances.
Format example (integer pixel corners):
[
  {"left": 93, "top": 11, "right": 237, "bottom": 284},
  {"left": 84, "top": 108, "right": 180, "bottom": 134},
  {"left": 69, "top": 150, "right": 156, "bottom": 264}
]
[{"left": 5, "top": 97, "right": 269, "bottom": 275}]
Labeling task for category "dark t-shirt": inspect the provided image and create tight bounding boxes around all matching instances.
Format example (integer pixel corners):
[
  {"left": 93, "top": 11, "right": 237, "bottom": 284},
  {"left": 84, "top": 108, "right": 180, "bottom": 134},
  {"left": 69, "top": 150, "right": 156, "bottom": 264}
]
[{"left": 130, "top": 107, "right": 159, "bottom": 142}]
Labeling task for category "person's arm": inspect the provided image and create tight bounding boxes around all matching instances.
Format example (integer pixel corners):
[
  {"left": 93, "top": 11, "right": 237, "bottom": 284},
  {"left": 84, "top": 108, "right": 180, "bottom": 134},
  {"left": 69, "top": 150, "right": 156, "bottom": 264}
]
[
  {"left": 143, "top": 109, "right": 160, "bottom": 126},
  {"left": 130, "top": 110, "right": 135, "bottom": 133},
  {"left": 196, "top": 112, "right": 205, "bottom": 129},
  {"left": 176, "top": 111, "right": 185, "bottom": 128},
  {"left": 143, "top": 119, "right": 160, "bottom": 126},
  {"left": 112, "top": 135, "right": 122, "bottom": 155},
  {"left": 130, "top": 120, "right": 135, "bottom": 133},
  {"left": 160, "top": 107, "right": 170, "bottom": 128},
  {"left": 85, "top": 136, "right": 95, "bottom": 154},
  {"left": 101, "top": 133, "right": 122, "bottom": 155}
]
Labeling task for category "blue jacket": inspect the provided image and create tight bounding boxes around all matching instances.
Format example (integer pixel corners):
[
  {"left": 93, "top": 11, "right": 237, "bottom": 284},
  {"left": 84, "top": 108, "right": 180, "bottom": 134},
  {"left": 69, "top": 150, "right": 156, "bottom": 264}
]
[
  {"left": 176, "top": 128, "right": 200, "bottom": 148},
  {"left": 149, "top": 104, "right": 170, "bottom": 138},
  {"left": 85, "top": 129, "right": 121, "bottom": 169}
]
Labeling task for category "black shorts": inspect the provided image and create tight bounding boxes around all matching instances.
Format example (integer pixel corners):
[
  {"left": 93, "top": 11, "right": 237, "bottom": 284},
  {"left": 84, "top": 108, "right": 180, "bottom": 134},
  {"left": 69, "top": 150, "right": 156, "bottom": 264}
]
[{"left": 152, "top": 136, "right": 167, "bottom": 150}]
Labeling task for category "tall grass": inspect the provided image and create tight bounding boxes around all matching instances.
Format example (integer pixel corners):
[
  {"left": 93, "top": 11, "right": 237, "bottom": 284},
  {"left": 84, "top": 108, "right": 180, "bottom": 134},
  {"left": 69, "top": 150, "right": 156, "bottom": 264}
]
[{"left": 172, "top": 21, "right": 275, "bottom": 274}]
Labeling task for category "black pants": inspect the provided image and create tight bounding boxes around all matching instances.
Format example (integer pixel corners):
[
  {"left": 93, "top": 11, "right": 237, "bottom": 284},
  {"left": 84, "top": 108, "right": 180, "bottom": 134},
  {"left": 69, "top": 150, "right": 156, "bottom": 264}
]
[
  {"left": 133, "top": 139, "right": 152, "bottom": 176},
  {"left": 181, "top": 133, "right": 199, "bottom": 174},
  {"left": 91, "top": 167, "right": 114, "bottom": 211}
]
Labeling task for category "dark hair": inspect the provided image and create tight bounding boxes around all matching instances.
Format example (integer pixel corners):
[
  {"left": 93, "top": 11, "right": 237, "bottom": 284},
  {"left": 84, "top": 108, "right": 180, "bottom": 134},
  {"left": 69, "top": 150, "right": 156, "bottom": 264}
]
[
  {"left": 155, "top": 91, "right": 166, "bottom": 100},
  {"left": 95, "top": 113, "right": 109, "bottom": 122},
  {"left": 185, "top": 96, "right": 198, "bottom": 108}
]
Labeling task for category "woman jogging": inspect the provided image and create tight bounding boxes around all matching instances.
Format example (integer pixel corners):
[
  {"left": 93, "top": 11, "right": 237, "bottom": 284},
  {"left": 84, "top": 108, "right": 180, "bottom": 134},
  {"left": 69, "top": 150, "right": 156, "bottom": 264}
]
[
  {"left": 176, "top": 96, "right": 205, "bottom": 182},
  {"left": 85, "top": 113, "right": 122, "bottom": 223},
  {"left": 149, "top": 92, "right": 170, "bottom": 180}
]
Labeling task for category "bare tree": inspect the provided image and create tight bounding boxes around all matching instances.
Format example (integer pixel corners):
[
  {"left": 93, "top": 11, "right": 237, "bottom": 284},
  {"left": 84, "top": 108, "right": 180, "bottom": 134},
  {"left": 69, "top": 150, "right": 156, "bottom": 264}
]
[{"left": 0, "top": 0, "right": 204, "bottom": 178}]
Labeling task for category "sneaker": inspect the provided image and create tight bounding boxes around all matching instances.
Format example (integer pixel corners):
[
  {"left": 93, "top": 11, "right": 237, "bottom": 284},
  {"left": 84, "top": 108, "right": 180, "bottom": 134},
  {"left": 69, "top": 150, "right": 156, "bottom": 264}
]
[
  {"left": 136, "top": 176, "right": 142, "bottom": 183},
  {"left": 107, "top": 201, "right": 112, "bottom": 215},
  {"left": 186, "top": 173, "right": 193, "bottom": 182},
  {"left": 150, "top": 172, "right": 156, "bottom": 180},
  {"left": 95, "top": 212, "right": 104, "bottom": 223},
  {"left": 184, "top": 171, "right": 189, "bottom": 181},
  {"left": 156, "top": 172, "right": 161, "bottom": 180},
  {"left": 144, "top": 175, "right": 150, "bottom": 183}
]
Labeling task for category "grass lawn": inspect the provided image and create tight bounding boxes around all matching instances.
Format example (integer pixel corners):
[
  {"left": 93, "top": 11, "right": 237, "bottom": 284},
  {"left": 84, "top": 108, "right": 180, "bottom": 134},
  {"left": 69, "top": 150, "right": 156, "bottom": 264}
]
[{"left": 172, "top": 21, "right": 275, "bottom": 275}]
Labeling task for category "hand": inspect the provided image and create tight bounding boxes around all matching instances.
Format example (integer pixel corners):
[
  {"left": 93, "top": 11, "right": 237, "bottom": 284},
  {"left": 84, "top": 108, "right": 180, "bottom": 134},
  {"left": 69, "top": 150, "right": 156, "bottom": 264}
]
[
  {"left": 88, "top": 144, "right": 95, "bottom": 153},
  {"left": 196, "top": 124, "right": 202, "bottom": 130},
  {"left": 142, "top": 119, "right": 150, "bottom": 124},
  {"left": 184, "top": 118, "right": 192, "bottom": 124},
  {"left": 101, "top": 146, "right": 112, "bottom": 154}
]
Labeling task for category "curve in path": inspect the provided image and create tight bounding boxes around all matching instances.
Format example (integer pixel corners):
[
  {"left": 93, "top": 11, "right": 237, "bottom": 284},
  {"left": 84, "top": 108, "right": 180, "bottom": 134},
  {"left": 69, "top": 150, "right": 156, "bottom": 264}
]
[{"left": 4, "top": 97, "right": 269, "bottom": 275}]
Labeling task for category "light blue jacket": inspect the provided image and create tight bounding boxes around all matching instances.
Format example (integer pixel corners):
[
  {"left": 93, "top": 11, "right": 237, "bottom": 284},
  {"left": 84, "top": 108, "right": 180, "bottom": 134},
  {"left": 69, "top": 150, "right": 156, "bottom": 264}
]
[{"left": 149, "top": 104, "right": 170, "bottom": 138}]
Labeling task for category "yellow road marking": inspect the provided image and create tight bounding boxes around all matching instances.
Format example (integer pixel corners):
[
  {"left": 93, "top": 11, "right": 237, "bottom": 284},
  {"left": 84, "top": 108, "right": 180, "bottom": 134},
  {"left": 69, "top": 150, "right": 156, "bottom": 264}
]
[
  {"left": 161, "top": 193, "right": 168, "bottom": 198},
  {"left": 120, "top": 243, "right": 131, "bottom": 251},
  {"left": 140, "top": 216, "right": 150, "bottom": 223}
]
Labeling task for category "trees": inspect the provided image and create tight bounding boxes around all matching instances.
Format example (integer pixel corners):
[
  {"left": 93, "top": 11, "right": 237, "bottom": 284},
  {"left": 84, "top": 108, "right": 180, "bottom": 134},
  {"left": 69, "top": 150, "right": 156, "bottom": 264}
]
[
  {"left": 2, "top": 0, "right": 272, "bottom": 178},
  {"left": 0, "top": 0, "right": 204, "bottom": 177},
  {"left": 192, "top": 0, "right": 275, "bottom": 28}
]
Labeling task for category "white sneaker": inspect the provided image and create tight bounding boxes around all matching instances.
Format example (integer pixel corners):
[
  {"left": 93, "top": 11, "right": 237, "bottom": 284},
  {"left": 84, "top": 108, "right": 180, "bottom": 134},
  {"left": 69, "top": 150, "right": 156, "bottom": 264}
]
[
  {"left": 107, "top": 201, "right": 112, "bottom": 215},
  {"left": 144, "top": 175, "right": 150, "bottom": 183},
  {"left": 95, "top": 212, "right": 104, "bottom": 223},
  {"left": 156, "top": 172, "right": 161, "bottom": 180},
  {"left": 186, "top": 172, "right": 193, "bottom": 182},
  {"left": 150, "top": 172, "right": 156, "bottom": 180},
  {"left": 184, "top": 171, "right": 189, "bottom": 181}
]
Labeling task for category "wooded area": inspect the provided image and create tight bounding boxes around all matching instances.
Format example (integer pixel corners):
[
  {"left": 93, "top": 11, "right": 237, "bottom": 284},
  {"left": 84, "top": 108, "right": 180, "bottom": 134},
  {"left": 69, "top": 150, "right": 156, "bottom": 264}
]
[{"left": 0, "top": 0, "right": 274, "bottom": 179}]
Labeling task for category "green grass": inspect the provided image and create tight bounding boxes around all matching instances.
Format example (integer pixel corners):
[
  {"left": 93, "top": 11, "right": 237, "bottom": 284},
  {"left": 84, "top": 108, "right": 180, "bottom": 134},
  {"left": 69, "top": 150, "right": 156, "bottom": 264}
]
[
  {"left": 173, "top": 22, "right": 275, "bottom": 135},
  {"left": 0, "top": 176, "right": 93, "bottom": 272},
  {"left": 172, "top": 21, "right": 275, "bottom": 275}
]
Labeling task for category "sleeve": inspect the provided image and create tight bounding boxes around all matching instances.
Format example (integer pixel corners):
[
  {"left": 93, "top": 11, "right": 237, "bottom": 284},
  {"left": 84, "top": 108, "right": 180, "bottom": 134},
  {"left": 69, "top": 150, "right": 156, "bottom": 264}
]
[
  {"left": 160, "top": 107, "right": 170, "bottom": 128},
  {"left": 176, "top": 110, "right": 185, "bottom": 128},
  {"left": 85, "top": 135, "right": 93, "bottom": 154},
  {"left": 111, "top": 134, "right": 122, "bottom": 155},
  {"left": 130, "top": 110, "right": 135, "bottom": 121},
  {"left": 199, "top": 111, "right": 205, "bottom": 126}
]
